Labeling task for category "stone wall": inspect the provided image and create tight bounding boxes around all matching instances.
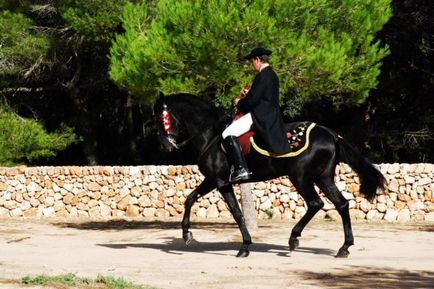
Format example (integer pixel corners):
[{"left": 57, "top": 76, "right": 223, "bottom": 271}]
[{"left": 0, "top": 164, "right": 433, "bottom": 222}]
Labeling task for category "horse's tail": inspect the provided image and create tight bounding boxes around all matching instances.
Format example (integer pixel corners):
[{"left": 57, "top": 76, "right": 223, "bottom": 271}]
[{"left": 336, "top": 136, "right": 386, "bottom": 201}]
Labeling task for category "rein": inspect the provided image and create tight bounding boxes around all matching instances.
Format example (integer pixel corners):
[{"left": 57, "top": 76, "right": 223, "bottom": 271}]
[
  {"left": 166, "top": 133, "right": 196, "bottom": 150},
  {"left": 170, "top": 122, "right": 223, "bottom": 164},
  {"left": 164, "top": 111, "right": 202, "bottom": 150}
]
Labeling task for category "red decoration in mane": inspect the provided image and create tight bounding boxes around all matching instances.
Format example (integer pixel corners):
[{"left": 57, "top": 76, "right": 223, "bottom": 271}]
[{"left": 161, "top": 106, "right": 171, "bottom": 134}]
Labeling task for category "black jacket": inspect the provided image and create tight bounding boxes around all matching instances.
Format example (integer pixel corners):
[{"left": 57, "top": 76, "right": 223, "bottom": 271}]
[{"left": 238, "top": 66, "right": 289, "bottom": 154}]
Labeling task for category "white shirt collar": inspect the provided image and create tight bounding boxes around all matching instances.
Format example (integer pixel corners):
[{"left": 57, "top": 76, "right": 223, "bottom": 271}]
[{"left": 259, "top": 63, "right": 270, "bottom": 71}]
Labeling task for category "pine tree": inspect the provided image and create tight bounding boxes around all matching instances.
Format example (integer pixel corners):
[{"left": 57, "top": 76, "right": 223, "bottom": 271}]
[
  {"left": 110, "top": 0, "right": 392, "bottom": 116},
  {"left": 0, "top": 109, "right": 77, "bottom": 166},
  {"left": 58, "top": 0, "right": 129, "bottom": 44},
  {"left": 0, "top": 10, "right": 49, "bottom": 84},
  {"left": 0, "top": 8, "right": 77, "bottom": 166}
]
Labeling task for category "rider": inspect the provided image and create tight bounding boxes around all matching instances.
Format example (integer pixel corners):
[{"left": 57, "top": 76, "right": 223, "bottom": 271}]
[{"left": 222, "top": 47, "right": 289, "bottom": 183}]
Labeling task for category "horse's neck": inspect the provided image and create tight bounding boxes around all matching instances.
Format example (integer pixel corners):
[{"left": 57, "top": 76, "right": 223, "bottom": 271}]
[
  {"left": 196, "top": 129, "right": 221, "bottom": 162},
  {"left": 186, "top": 120, "right": 222, "bottom": 158},
  {"left": 177, "top": 101, "right": 226, "bottom": 156}
]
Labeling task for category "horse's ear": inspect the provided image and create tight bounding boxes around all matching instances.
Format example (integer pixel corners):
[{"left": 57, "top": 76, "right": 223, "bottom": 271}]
[{"left": 153, "top": 92, "right": 165, "bottom": 117}]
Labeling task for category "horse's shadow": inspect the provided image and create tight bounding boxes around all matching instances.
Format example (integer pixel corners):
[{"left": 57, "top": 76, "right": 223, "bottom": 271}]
[
  {"left": 54, "top": 220, "right": 336, "bottom": 257},
  {"left": 97, "top": 237, "right": 336, "bottom": 257}
]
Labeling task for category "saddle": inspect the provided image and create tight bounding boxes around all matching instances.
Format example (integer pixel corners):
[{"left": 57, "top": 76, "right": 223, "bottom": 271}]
[{"left": 237, "top": 121, "right": 316, "bottom": 158}]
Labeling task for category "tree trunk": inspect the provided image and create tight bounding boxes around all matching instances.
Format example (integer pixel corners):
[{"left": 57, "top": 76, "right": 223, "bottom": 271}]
[
  {"left": 64, "top": 53, "right": 98, "bottom": 165},
  {"left": 240, "top": 183, "right": 258, "bottom": 231},
  {"left": 125, "top": 95, "right": 140, "bottom": 163}
]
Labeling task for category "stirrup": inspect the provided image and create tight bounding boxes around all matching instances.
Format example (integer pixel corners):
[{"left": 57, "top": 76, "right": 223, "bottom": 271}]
[{"left": 229, "top": 167, "right": 251, "bottom": 183}]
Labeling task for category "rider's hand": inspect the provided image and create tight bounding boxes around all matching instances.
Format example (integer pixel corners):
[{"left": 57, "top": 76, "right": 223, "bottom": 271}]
[
  {"left": 233, "top": 97, "right": 241, "bottom": 107},
  {"left": 235, "top": 84, "right": 249, "bottom": 107},
  {"left": 240, "top": 87, "right": 249, "bottom": 97}
]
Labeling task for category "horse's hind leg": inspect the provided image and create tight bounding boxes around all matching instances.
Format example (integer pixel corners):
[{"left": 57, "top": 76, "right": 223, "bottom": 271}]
[
  {"left": 289, "top": 179, "right": 324, "bottom": 252},
  {"left": 181, "top": 178, "right": 215, "bottom": 244},
  {"left": 219, "top": 185, "right": 252, "bottom": 257},
  {"left": 316, "top": 178, "right": 353, "bottom": 258}
]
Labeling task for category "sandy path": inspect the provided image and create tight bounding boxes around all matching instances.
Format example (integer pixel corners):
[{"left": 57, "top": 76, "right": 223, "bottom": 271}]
[{"left": 0, "top": 218, "right": 433, "bottom": 289}]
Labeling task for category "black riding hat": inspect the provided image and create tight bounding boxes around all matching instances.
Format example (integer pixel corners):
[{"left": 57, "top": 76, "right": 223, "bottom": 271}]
[{"left": 244, "top": 47, "right": 272, "bottom": 60}]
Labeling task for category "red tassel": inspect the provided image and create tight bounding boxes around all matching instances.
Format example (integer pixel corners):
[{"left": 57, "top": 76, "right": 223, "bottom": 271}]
[{"left": 161, "top": 110, "right": 171, "bottom": 133}]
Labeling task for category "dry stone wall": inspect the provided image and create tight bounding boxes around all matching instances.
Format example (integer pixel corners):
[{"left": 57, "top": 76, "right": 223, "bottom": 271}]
[{"left": 0, "top": 164, "right": 433, "bottom": 222}]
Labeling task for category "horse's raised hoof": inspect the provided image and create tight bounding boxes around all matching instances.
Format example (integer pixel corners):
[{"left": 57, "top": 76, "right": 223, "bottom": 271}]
[
  {"left": 289, "top": 238, "right": 299, "bottom": 251},
  {"left": 236, "top": 249, "right": 250, "bottom": 258},
  {"left": 183, "top": 231, "right": 194, "bottom": 245},
  {"left": 335, "top": 247, "right": 350, "bottom": 258}
]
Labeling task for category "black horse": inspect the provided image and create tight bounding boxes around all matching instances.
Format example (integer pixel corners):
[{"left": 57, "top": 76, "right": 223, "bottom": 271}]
[{"left": 154, "top": 93, "right": 385, "bottom": 258}]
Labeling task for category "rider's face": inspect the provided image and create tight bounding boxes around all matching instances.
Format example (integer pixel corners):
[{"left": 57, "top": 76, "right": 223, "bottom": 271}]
[{"left": 251, "top": 57, "right": 262, "bottom": 72}]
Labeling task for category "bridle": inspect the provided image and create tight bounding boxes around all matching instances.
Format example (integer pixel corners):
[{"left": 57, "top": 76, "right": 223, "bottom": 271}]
[
  {"left": 160, "top": 103, "right": 204, "bottom": 150},
  {"left": 160, "top": 104, "right": 192, "bottom": 149},
  {"left": 159, "top": 103, "right": 224, "bottom": 162}
]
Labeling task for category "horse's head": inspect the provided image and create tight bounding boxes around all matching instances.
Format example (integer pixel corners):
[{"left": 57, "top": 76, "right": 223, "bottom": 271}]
[
  {"left": 153, "top": 94, "right": 190, "bottom": 152},
  {"left": 154, "top": 93, "right": 229, "bottom": 152}
]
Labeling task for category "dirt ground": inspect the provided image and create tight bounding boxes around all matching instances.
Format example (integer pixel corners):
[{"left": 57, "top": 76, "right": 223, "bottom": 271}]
[{"left": 0, "top": 217, "right": 433, "bottom": 289}]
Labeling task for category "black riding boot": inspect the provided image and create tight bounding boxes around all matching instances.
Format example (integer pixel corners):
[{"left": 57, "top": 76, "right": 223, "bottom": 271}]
[{"left": 222, "top": 136, "right": 251, "bottom": 182}]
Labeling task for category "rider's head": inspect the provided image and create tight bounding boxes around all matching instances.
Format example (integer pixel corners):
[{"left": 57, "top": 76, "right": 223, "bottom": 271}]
[{"left": 244, "top": 47, "right": 272, "bottom": 72}]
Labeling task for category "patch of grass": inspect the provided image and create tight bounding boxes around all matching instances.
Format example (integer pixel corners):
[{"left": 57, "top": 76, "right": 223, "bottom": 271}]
[
  {"left": 21, "top": 273, "right": 81, "bottom": 286},
  {"left": 18, "top": 273, "right": 158, "bottom": 289},
  {"left": 95, "top": 275, "right": 148, "bottom": 289}
]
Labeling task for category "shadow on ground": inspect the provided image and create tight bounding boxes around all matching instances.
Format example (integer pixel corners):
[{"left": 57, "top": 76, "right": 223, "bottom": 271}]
[
  {"left": 54, "top": 220, "right": 337, "bottom": 257},
  {"left": 53, "top": 220, "right": 240, "bottom": 230},
  {"left": 299, "top": 266, "right": 434, "bottom": 289},
  {"left": 97, "top": 237, "right": 336, "bottom": 257},
  {"left": 53, "top": 219, "right": 281, "bottom": 231},
  {"left": 53, "top": 218, "right": 434, "bottom": 233}
]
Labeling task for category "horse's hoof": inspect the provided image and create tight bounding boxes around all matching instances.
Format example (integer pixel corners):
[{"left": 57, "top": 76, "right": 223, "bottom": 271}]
[
  {"left": 289, "top": 238, "right": 299, "bottom": 251},
  {"left": 236, "top": 249, "right": 250, "bottom": 258},
  {"left": 183, "top": 231, "right": 194, "bottom": 245},
  {"left": 335, "top": 248, "right": 350, "bottom": 258}
]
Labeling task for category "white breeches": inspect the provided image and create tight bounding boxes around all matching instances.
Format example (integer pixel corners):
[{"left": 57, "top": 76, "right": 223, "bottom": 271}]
[{"left": 222, "top": 113, "right": 253, "bottom": 138}]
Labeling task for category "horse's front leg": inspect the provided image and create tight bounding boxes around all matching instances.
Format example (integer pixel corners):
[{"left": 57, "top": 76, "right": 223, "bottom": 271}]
[
  {"left": 181, "top": 178, "right": 215, "bottom": 244},
  {"left": 220, "top": 185, "right": 252, "bottom": 257}
]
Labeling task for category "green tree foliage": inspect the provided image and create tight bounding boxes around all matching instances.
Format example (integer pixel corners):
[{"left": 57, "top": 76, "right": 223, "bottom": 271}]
[
  {"left": 0, "top": 6, "right": 78, "bottom": 166},
  {"left": 2, "top": 0, "right": 430, "bottom": 164},
  {"left": 54, "top": 0, "right": 145, "bottom": 164},
  {"left": 0, "top": 10, "right": 49, "bottom": 82},
  {"left": 0, "top": 109, "right": 77, "bottom": 166},
  {"left": 1, "top": 1, "right": 144, "bottom": 166},
  {"left": 110, "top": 0, "right": 391, "bottom": 115},
  {"left": 366, "top": 0, "right": 433, "bottom": 162},
  {"left": 58, "top": 0, "right": 129, "bottom": 44}
]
